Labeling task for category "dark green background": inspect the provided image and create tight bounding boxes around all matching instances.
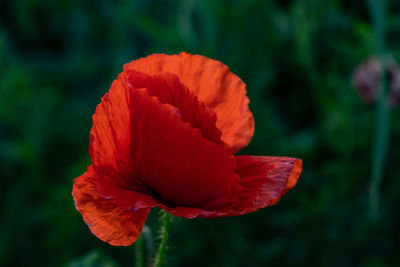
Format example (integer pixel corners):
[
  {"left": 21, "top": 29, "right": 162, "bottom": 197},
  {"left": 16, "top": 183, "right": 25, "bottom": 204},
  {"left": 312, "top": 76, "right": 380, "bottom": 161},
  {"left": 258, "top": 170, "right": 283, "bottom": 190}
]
[{"left": 1, "top": 0, "right": 400, "bottom": 266}]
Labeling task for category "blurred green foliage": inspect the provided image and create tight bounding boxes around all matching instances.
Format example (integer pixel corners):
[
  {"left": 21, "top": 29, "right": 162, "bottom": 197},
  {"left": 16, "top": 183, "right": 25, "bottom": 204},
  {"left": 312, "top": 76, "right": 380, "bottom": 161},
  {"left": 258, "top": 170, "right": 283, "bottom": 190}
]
[{"left": 1, "top": 0, "right": 400, "bottom": 266}]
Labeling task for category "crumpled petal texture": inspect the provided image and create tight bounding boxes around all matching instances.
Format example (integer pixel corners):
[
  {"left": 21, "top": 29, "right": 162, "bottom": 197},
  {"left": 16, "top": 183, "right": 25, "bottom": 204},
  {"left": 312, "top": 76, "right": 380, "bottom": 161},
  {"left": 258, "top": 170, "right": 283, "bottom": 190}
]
[
  {"left": 123, "top": 52, "right": 254, "bottom": 153},
  {"left": 72, "top": 52, "right": 303, "bottom": 246},
  {"left": 72, "top": 167, "right": 150, "bottom": 246}
]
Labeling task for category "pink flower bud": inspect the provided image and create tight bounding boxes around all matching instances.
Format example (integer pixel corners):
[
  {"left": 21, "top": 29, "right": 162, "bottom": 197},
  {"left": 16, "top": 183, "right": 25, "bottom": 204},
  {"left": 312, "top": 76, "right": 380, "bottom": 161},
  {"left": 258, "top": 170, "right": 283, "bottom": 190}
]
[
  {"left": 352, "top": 57, "right": 382, "bottom": 104},
  {"left": 352, "top": 56, "right": 400, "bottom": 107}
]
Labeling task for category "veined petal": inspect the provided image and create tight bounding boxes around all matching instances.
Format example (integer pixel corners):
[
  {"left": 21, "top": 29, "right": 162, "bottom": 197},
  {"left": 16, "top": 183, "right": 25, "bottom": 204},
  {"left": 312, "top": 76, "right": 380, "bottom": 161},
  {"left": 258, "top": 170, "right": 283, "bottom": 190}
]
[
  {"left": 232, "top": 156, "right": 302, "bottom": 214},
  {"left": 95, "top": 87, "right": 242, "bottom": 211},
  {"left": 144, "top": 156, "right": 302, "bottom": 219},
  {"left": 126, "top": 70, "right": 225, "bottom": 147},
  {"left": 72, "top": 167, "right": 150, "bottom": 246},
  {"left": 123, "top": 52, "right": 255, "bottom": 153},
  {"left": 89, "top": 74, "right": 141, "bottom": 190}
]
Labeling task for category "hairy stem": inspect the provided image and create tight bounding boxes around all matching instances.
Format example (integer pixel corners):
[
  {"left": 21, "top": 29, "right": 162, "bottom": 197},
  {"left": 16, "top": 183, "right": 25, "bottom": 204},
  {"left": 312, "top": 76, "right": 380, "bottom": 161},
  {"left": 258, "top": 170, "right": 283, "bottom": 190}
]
[{"left": 153, "top": 211, "right": 171, "bottom": 267}]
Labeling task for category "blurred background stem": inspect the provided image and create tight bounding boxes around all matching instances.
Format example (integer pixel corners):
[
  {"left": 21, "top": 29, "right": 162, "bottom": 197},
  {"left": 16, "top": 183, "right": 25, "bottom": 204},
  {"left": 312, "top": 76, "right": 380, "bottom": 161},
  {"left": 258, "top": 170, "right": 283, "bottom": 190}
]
[
  {"left": 135, "top": 235, "right": 144, "bottom": 267},
  {"left": 366, "top": 0, "right": 390, "bottom": 220},
  {"left": 153, "top": 211, "right": 171, "bottom": 267}
]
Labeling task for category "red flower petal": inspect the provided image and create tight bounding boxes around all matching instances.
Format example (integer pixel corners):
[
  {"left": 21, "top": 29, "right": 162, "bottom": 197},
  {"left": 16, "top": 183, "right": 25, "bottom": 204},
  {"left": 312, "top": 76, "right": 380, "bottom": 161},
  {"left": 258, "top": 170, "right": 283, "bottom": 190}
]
[
  {"left": 123, "top": 52, "right": 254, "bottom": 153},
  {"left": 92, "top": 80, "right": 242, "bottom": 211},
  {"left": 72, "top": 167, "right": 150, "bottom": 246},
  {"left": 89, "top": 74, "right": 137, "bottom": 191},
  {"left": 150, "top": 156, "right": 302, "bottom": 219},
  {"left": 233, "top": 156, "right": 302, "bottom": 212},
  {"left": 126, "top": 70, "right": 226, "bottom": 147}
]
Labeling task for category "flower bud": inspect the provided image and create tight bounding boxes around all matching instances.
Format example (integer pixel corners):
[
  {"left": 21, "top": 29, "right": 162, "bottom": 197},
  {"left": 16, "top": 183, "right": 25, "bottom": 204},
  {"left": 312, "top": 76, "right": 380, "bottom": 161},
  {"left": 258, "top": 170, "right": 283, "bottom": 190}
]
[
  {"left": 352, "top": 56, "right": 400, "bottom": 107},
  {"left": 352, "top": 57, "right": 382, "bottom": 104}
]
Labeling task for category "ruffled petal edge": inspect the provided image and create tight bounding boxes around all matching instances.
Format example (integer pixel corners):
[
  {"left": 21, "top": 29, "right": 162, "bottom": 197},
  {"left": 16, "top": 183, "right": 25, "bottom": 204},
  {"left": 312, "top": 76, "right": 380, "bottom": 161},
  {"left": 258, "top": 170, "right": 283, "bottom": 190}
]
[{"left": 72, "top": 166, "right": 150, "bottom": 246}]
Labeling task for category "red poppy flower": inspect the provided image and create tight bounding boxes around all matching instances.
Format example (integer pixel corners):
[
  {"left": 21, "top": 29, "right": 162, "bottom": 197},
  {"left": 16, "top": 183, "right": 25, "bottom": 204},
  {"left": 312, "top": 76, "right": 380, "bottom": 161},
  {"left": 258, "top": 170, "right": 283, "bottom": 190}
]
[{"left": 72, "top": 52, "right": 302, "bottom": 246}]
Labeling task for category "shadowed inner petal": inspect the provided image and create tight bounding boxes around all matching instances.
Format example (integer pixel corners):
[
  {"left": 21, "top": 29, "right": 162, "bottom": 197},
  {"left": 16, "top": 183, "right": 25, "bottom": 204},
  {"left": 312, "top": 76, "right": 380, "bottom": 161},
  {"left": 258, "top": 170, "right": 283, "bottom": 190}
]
[
  {"left": 126, "top": 70, "right": 227, "bottom": 147},
  {"left": 123, "top": 53, "right": 255, "bottom": 153},
  {"left": 91, "top": 71, "right": 242, "bottom": 210},
  {"left": 125, "top": 88, "right": 241, "bottom": 208}
]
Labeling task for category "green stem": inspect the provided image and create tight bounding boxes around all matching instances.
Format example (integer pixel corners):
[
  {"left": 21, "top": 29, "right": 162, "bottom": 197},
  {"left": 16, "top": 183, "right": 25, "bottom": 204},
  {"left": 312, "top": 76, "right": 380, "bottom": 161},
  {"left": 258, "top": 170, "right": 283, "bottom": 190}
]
[
  {"left": 366, "top": 0, "right": 390, "bottom": 220},
  {"left": 135, "top": 235, "right": 144, "bottom": 267},
  {"left": 370, "top": 71, "right": 390, "bottom": 219},
  {"left": 153, "top": 211, "right": 171, "bottom": 267}
]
